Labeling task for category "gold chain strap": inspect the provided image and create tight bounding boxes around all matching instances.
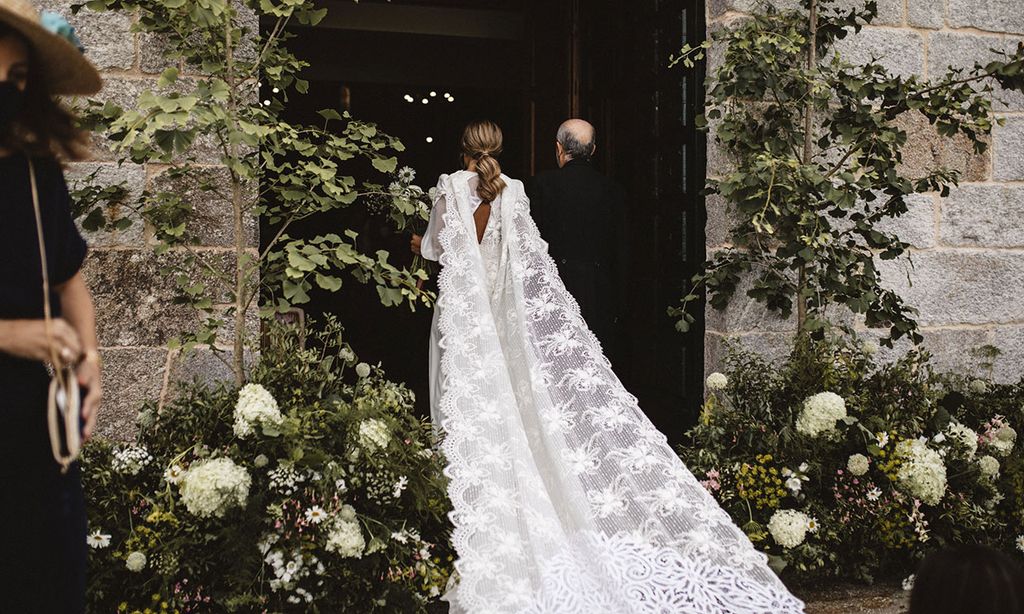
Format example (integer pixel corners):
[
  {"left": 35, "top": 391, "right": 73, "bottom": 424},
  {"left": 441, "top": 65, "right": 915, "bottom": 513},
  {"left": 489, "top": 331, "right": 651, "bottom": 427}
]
[{"left": 28, "top": 157, "right": 81, "bottom": 472}]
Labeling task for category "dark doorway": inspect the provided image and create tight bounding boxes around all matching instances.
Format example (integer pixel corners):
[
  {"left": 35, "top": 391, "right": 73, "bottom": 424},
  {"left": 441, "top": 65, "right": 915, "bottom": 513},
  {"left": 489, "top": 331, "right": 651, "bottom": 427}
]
[{"left": 275, "top": 0, "right": 706, "bottom": 443}]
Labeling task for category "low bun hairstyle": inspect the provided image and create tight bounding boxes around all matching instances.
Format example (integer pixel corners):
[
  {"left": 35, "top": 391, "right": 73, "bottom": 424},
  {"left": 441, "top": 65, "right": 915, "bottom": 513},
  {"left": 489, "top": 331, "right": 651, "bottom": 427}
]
[{"left": 461, "top": 120, "right": 506, "bottom": 204}]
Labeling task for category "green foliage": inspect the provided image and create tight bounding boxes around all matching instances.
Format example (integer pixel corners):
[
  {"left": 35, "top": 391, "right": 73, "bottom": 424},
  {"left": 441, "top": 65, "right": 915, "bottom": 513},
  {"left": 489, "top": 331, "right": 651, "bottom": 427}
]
[
  {"left": 71, "top": 0, "right": 433, "bottom": 382},
  {"left": 670, "top": 0, "right": 1024, "bottom": 345},
  {"left": 83, "top": 320, "right": 453, "bottom": 612},
  {"left": 681, "top": 335, "right": 1024, "bottom": 583}
]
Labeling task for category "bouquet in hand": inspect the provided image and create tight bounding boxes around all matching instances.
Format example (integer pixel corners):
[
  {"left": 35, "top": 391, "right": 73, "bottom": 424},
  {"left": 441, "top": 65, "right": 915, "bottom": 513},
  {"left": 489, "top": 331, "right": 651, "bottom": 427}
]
[{"left": 369, "top": 166, "right": 436, "bottom": 288}]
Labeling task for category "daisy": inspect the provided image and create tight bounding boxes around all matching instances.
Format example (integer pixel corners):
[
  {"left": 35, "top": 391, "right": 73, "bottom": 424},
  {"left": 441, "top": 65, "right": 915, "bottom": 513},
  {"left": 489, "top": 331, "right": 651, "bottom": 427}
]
[
  {"left": 866, "top": 487, "right": 882, "bottom": 501},
  {"left": 164, "top": 464, "right": 185, "bottom": 484},
  {"left": 304, "top": 506, "right": 328, "bottom": 524},
  {"left": 86, "top": 530, "right": 111, "bottom": 549}
]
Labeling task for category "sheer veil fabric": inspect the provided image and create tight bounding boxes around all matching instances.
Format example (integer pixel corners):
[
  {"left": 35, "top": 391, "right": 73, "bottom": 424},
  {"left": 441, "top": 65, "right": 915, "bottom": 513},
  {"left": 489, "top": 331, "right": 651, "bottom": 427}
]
[{"left": 423, "top": 170, "right": 805, "bottom": 614}]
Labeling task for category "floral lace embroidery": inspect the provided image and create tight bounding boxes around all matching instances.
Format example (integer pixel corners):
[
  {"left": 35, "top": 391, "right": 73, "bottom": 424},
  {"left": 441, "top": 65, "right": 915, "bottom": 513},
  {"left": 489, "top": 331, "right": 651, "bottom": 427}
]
[{"left": 433, "top": 171, "right": 804, "bottom": 614}]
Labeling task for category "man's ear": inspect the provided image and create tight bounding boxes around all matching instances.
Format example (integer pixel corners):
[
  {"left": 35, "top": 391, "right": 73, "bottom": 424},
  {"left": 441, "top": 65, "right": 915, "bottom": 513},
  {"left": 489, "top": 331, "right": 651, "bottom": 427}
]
[
  {"left": 555, "top": 141, "right": 565, "bottom": 157},
  {"left": 590, "top": 143, "right": 597, "bottom": 156}
]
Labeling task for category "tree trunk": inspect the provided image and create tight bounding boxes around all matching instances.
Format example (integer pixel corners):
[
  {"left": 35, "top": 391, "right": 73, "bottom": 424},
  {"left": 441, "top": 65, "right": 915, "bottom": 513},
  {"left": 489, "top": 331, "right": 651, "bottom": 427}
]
[
  {"left": 225, "top": 1, "right": 246, "bottom": 386},
  {"left": 797, "top": 0, "right": 818, "bottom": 333}
]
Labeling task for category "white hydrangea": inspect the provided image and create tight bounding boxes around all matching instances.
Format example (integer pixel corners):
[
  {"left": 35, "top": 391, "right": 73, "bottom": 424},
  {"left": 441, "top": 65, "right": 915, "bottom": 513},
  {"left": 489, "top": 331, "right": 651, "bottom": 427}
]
[
  {"left": 847, "top": 454, "right": 870, "bottom": 476},
  {"left": 767, "top": 509, "right": 814, "bottom": 549},
  {"left": 991, "top": 426, "right": 1017, "bottom": 457},
  {"left": 945, "top": 421, "right": 978, "bottom": 460},
  {"left": 978, "top": 454, "right": 1000, "bottom": 479},
  {"left": 178, "top": 457, "right": 251, "bottom": 518},
  {"left": 357, "top": 419, "right": 390, "bottom": 450},
  {"left": 705, "top": 372, "right": 728, "bottom": 391},
  {"left": 894, "top": 439, "right": 947, "bottom": 506},
  {"left": 796, "top": 392, "right": 847, "bottom": 437},
  {"left": 355, "top": 362, "right": 372, "bottom": 378},
  {"left": 325, "top": 518, "right": 365, "bottom": 558},
  {"left": 125, "top": 551, "right": 147, "bottom": 572},
  {"left": 112, "top": 445, "right": 152, "bottom": 476},
  {"left": 233, "top": 383, "right": 284, "bottom": 438}
]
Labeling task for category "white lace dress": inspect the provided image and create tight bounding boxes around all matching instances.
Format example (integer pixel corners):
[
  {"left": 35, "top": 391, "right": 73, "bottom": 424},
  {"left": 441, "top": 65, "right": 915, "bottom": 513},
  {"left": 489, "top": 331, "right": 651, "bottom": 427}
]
[{"left": 420, "top": 170, "right": 804, "bottom": 614}]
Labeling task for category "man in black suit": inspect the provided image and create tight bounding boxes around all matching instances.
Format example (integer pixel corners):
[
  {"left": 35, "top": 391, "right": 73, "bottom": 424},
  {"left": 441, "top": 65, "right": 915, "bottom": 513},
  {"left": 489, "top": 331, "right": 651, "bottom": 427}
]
[{"left": 527, "top": 119, "right": 627, "bottom": 366}]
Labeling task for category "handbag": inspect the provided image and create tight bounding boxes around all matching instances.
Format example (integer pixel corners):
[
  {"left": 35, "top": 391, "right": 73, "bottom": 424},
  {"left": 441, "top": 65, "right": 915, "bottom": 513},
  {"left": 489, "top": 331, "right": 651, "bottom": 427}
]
[{"left": 28, "top": 157, "right": 81, "bottom": 472}]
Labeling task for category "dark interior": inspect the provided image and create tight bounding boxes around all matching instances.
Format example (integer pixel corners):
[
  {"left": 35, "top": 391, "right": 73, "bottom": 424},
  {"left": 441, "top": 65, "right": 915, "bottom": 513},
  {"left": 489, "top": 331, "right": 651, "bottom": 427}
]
[{"left": 272, "top": 0, "right": 706, "bottom": 443}]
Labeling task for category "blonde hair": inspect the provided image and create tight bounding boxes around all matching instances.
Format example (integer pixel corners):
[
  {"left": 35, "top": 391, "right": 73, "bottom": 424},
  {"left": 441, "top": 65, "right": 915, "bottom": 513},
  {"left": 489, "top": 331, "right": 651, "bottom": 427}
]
[{"left": 461, "top": 120, "right": 507, "bottom": 204}]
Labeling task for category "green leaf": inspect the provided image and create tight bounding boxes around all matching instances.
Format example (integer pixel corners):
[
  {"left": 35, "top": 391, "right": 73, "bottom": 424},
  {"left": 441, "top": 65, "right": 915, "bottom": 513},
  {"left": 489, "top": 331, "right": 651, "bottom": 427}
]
[{"left": 371, "top": 157, "right": 398, "bottom": 173}]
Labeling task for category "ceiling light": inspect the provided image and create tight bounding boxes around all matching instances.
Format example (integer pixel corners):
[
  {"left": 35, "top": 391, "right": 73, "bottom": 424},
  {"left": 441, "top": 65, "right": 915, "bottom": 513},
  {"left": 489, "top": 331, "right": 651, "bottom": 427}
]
[
  {"left": 425, "top": 136, "right": 434, "bottom": 143},
  {"left": 404, "top": 94, "right": 414, "bottom": 103},
  {"left": 421, "top": 98, "right": 429, "bottom": 104},
  {"left": 430, "top": 91, "right": 437, "bottom": 97}
]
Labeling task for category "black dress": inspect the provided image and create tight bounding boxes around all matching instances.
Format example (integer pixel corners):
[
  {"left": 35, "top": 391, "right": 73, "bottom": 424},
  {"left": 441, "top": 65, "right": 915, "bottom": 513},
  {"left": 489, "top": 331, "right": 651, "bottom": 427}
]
[
  {"left": 526, "top": 159, "right": 628, "bottom": 365},
  {"left": 0, "top": 153, "right": 88, "bottom": 614}
]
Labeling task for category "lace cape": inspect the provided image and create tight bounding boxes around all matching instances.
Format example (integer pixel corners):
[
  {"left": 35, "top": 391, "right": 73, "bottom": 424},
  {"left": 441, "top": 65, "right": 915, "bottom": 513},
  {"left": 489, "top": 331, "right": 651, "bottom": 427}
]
[{"left": 432, "top": 171, "right": 805, "bottom": 614}]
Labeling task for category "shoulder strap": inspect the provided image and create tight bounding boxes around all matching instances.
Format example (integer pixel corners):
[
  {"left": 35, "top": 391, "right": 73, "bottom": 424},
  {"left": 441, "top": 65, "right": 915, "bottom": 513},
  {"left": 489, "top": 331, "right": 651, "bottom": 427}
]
[{"left": 28, "top": 157, "right": 81, "bottom": 472}]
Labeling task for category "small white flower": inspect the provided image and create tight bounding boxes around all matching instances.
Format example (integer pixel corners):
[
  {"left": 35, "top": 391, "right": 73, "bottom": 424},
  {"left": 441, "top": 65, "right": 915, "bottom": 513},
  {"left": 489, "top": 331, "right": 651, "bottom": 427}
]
[
  {"left": 902, "top": 574, "right": 915, "bottom": 591},
  {"left": 86, "top": 530, "right": 111, "bottom": 549},
  {"left": 355, "top": 362, "right": 372, "bottom": 378},
  {"left": 339, "top": 504, "right": 357, "bottom": 522},
  {"left": 397, "top": 166, "right": 416, "bottom": 183},
  {"left": 785, "top": 477, "right": 803, "bottom": 493},
  {"left": 798, "top": 462, "right": 809, "bottom": 473},
  {"left": 254, "top": 454, "right": 269, "bottom": 468},
  {"left": 1016, "top": 535, "right": 1024, "bottom": 553},
  {"left": 705, "top": 372, "right": 728, "bottom": 391},
  {"left": 847, "top": 454, "right": 870, "bottom": 477},
  {"left": 392, "top": 475, "right": 409, "bottom": 498},
  {"left": 304, "top": 506, "right": 328, "bottom": 524},
  {"left": 391, "top": 530, "right": 409, "bottom": 544},
  {"left": 112, "top": 445, "right": 153, "bottom": 476},
  {"left": 969, "top": 379, "right": 988, "bottom": 394},
  {"left": 866, "top": 487, "right": 882, "bottom": 501},
  {"left": 932, "top": 432, "right": 946, "bottom": 444},
  {"left": 875, "top": 432, "right": 890, "bottom": 448},
  {"left": 339, "top": 348, "right": 355, "bottom": 363},
  {"left": 164, "top": 464, "right": 185, "bottom": 484},
  {"left": 125, "top": 551, "right": 147, "bottom": 572},
  {"left": 862, "top": 341, "right": 879, "bottom": 356}
]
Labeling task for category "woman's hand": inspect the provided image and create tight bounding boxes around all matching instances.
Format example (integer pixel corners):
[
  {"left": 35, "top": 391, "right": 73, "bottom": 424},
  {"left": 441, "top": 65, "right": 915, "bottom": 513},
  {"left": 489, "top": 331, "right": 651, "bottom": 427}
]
[
  {"left": 411, "top": 234, "right": 423, "bottom": 255},
  {"left": 0, "top": 318, "right": 82, "bottom": 363},
  {"left": 77, "top": 351, "right": 102, "bottom": 441}
]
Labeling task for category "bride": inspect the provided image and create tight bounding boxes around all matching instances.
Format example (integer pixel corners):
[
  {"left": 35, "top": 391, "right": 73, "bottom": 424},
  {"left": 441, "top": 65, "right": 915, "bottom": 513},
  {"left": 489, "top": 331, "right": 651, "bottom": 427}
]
[{"left": 410, "top": 120, "right": 804, "bottom": 614}]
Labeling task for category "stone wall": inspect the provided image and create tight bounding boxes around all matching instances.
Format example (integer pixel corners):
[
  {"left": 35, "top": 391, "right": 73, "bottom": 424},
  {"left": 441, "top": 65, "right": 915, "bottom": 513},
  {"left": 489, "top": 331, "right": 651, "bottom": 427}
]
[
  {"left": 705, "top": 0, "right": 1024, "bottom": 383},
  {"left": 43, "top": 2, "right": 245, "bottom": 439}
]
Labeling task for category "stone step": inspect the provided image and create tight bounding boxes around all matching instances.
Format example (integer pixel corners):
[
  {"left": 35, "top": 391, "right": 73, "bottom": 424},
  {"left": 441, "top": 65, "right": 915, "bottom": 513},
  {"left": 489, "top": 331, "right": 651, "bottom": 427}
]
[{"left": 798, "top": 583, "right": 908, "bottom": 614}]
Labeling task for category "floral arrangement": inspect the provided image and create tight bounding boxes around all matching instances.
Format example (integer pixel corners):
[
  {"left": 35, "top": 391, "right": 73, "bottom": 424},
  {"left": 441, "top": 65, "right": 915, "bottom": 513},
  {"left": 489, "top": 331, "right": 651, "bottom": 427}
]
[
  {"left": 83, "top": 320, "right": 453, "bottom": 613},
  {"left": 680, "top": 334, "right": 1024, "bottom": 584}
]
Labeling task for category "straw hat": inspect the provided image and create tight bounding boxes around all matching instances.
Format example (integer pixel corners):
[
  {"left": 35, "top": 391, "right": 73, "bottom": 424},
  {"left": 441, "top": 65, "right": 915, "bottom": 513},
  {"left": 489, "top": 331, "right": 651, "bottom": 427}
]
[{"left": 0, "top": 0, "right": 101, "bottom": 95}]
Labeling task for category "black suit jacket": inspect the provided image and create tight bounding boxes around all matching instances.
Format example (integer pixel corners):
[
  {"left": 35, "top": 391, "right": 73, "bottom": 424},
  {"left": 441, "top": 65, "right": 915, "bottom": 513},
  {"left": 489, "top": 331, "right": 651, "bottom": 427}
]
[{"left": 526, "top": 159, "right": 627, "bottom": 363}]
